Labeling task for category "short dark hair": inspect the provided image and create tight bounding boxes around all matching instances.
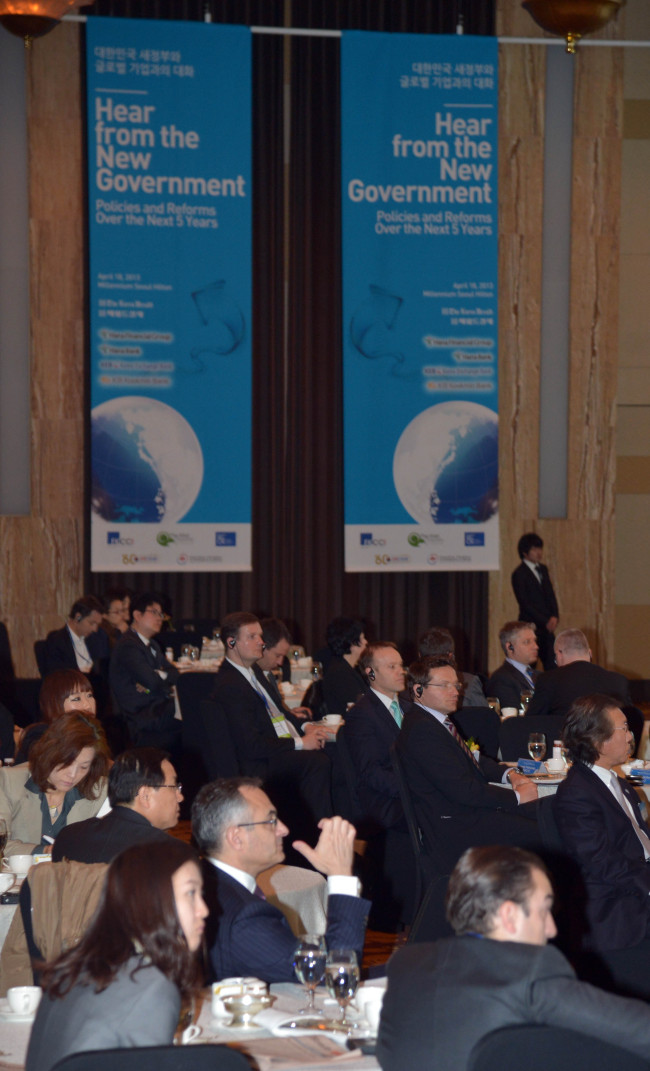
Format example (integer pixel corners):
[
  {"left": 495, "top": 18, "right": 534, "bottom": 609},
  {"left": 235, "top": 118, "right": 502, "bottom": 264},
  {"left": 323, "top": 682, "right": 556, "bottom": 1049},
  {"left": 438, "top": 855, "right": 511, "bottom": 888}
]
[
  {"left": 326, "top": 617, "right": 365, "bottom": 657},
  {"left": 561, "top": 694, "right": 621, "bottom": 765},
  {"left": 108, "top": 747, "right": 170, "bottom": 807},
  {"left": 358, "top": 641, "right": 399, "bottom": 677},
  {"left": 418, "top": 627, "right": 455, "bottom": 660},
  {"left": 499, "top": 620, "right": 535, "bottom": 655},
  {"left": 102, "top": 587, "right": 128, "bottom": 612},
  {"left": 30, "top": 712, "right": 110, "bottom": 798},
  {"left": 220, "top": 612, "right": 260, "bottom": 649},
  {"left": 260, "top": 617, "right": 291, "bottom": 649},
  {"left": 406, "top": 657, "right": 455, "bottom": 701},
  {"left": 446, "top": 845, "right": 549, "bottom": 936},
  {"left": 130, "top": 592, "right": 165, "bottom": 617},
  {"left": 41, "top": 839, "right": 202, "bottom": 999},
  {"left": 517, "top": 532, "right": 543, "bottom": 559},
  {"left": 68, "top": 595, "right": 103, "bottom": 621},
  {"left": 192, "top": 777, "right": 262, "bottom": 854},
  {"left": 39, "top": 670, "right": 94, "bottom": 724}
]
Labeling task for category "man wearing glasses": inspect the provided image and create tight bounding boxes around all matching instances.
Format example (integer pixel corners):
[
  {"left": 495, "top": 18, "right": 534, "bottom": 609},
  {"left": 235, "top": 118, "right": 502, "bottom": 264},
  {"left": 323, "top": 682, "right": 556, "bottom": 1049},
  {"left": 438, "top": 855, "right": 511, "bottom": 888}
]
[
  {"left": 109, "top": 592, "right": 181, "bottom": 759},
  {"left": 192, "top": 777, "right": 370, "bottom": 983},
  {"left": 396, "top": 657, "right": 541, "bottom": 869}
]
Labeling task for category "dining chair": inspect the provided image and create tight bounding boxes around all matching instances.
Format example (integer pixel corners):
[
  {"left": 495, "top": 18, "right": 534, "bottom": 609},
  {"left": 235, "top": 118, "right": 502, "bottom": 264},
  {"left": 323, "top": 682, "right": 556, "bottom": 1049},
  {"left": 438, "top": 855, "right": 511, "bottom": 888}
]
[
  {"left": 468, "top": 1023, "right": 650, "bottom": 1071},
  {"left": 51, "top": 1044, "right": 251, "bottom": 1071}
]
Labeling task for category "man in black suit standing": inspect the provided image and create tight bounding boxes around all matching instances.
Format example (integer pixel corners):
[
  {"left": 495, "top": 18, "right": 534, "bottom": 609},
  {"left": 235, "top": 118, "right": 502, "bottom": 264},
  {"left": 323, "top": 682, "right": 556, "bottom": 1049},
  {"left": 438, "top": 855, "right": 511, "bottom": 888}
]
[
  {"left": 342, "top": 641, "right": 415, "bottom": 927},
  {"left": 109, "top": 592, "right": 181, "bottom": 759},
  {"left": 485, "top": 621, "right": 539, "bottom": 712},
  {"left": 396, "top": 657, "right": 540, "bottom": 870},
  {"left": 377, "top": 844, "right": 650, "bottom": 1071},
  {"left": 526, "top": 628, "right": 631, "bottom": 718},
  {"left": 511, "top": 532, "right": 559, "bottom": 670},
  {"left": 212, "top": 612, "right": 331, "bottom": 833},
  {"left": 554, "top": 694, "right": 650, "bottom": 1000}
]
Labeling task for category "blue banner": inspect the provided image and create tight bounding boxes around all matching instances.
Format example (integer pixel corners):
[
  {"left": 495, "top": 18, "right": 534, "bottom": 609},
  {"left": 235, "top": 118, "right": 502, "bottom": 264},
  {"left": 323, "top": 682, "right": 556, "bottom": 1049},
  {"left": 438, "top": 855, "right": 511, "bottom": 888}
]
[
  {"left": 86, "top": 17, "right": 251, "bottom": 571},
  {"left": 342, "top": 33, "right": 498, "bottom": 572}
]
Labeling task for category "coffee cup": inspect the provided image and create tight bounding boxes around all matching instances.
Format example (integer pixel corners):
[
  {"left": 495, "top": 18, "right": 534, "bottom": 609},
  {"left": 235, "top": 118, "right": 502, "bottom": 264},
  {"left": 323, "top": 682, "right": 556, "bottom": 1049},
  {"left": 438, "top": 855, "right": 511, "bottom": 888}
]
[
  {"left": 0, "top": 873, "right": 14, "bottom": 894},
  {"left": 7, "top": 986, "right": 41, "bottom": 1016},
  {"left": 355, "top": 985, "right": 385, "bottom": 1033},
  {"left": 501, "top": 707, "right": 518, "bottom": 720},
  {"left": 322, "top": 714, "right": 342, "bottom": 727},
  {"left": 546, "top": 758, "right": 564, "bottom": 773},
  {"left": 2, "top": 855, "right": 33, "bottom": 879}
]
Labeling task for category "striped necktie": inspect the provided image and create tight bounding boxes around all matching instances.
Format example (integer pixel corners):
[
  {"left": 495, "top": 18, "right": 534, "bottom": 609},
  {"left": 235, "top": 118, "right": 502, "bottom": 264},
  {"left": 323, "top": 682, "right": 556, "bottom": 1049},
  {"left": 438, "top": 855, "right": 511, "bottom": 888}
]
[{"left": 444, "top": 717, "right": 475, "bottom": 761}]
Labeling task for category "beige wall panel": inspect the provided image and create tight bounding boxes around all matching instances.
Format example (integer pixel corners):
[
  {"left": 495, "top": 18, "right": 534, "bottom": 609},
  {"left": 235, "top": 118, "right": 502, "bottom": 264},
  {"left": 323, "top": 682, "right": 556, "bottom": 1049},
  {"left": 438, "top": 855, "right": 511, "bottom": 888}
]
[
  {"left": 618, "top": 254, "right": 650, "bottom": 368},
  {"left": 617, "top": 406, "right": 650, "bottom": 454},
  {"left": 0, "top": 24, "right": 85, "bottom": 676},
  {"left": 616, "top": 493, "right": 650, "bottom": 603},
  {"left": 620, "top": 142, "right": 650, "bottom": 255},
  {"left": 615, "top": 604, "right": 650, "bottom": 678}
]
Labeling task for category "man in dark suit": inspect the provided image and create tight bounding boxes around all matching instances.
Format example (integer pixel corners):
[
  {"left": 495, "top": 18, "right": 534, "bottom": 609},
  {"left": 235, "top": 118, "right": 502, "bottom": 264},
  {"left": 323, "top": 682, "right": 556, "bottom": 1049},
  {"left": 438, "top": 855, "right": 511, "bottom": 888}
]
[
  {"left": 41, "top": 595, "right": 108, "bottom": 678},
  {"left": 526, "top": 628, "right": 631, "bottom": 718},
  {"left": 418, "top": 626, "right": 488, "bottom": 708},
  {"left": 52, "top": 747, "right": 178, "bottom": 863},
  {"left": 212, "top": 612, "right": 331, "bottom": 833},
  {"left": 377, "top": 844, "right": 650, "bottom": 1071},
  {"left": 396, "top": 658, "right": 541, "bottom": 870},
  {"left": 192, "top": 778, "right": 370, "bottom": 983},
  {"left": 511, "top": 532, "right": 559, "bottom": 670},
  {"left": 108, "top": 592, "right": 181, "bottom": 758},
  {"left": 254, "top": 616, "right": 311, "bottom": 722},
  {"left": 342, "top": 642, "right": 415, "bottom": 928},
  {"left": 485, "top": 621, "right": 539, "bottom": 712},
  {"left": 554, "top": 694, "right": 650, "bottom": 1000}
]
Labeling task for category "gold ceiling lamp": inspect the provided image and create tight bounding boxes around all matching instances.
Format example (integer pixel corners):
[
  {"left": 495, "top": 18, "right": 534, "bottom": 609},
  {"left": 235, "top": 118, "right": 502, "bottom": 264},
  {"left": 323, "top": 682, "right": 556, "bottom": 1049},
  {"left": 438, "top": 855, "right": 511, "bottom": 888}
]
[
  {"left": 522, "top": 0, "right": 626, "bottom": 53},
  {"left": 0, "top": 0, "right": 93, "bottom": 48}
]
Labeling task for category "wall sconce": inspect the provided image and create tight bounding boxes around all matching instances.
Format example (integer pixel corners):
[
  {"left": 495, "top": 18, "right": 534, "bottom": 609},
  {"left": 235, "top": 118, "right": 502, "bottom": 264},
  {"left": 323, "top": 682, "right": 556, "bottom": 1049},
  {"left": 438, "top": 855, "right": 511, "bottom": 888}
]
[
  {"left": 522, "top": 0, "right": 625, "bottom": 52},
  {"left": 0, "top": 1, "right": 92, "bottom": 47}
]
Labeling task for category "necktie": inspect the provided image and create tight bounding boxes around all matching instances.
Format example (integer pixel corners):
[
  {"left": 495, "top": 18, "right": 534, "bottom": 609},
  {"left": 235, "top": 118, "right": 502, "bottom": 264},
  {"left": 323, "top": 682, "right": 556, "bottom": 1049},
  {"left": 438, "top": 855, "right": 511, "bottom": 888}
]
[
  {"left": 389, "top": 699, "right": 403, "bottom": 728},
  {"left": 534, "top": 564, "right": 542, "bottom": 583},
  {"left": 444, "top": 718, "right": 476, "bottom": 762},
  {"left": 253, "top": 884, "right": 266, "bottom": 900},
  {"left": 608, "top": 772, "right": 650, "bottom": 860},
  {"left": 250, "top": 672, "right": 300, "bottom": 741}
]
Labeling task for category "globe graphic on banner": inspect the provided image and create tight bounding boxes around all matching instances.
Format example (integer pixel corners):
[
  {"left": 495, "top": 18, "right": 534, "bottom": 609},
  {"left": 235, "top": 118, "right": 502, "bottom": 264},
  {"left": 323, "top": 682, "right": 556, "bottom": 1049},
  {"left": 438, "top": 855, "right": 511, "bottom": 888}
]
[
  {"left": 91, "top": 396, "right": 204, "bottom": 523},
  {"left": 393, "top": 401, "right": 498, "bottom": 525}
]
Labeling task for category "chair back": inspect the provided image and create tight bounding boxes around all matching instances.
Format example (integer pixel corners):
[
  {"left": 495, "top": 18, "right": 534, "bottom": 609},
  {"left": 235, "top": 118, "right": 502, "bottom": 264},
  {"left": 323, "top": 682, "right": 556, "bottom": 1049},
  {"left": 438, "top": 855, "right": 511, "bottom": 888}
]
[
  {"left": 331, "top": 726, "right": 373, "bottom": 833},
  {"left": 498, "top": 714, "right": 565, "bottom": 761},
  {"left": 452, "top": 706, "right": 500, "bottom": 759},
  {"left": 391, "top": 743, "right": 438, "bottom": 917},
  {"left": 33, "top": 640, "right": 48, "bottom": 677},
  {"left": 407, "top": 871, "right": 453, "bottom": 944},
  {"left": 52, "top": 1045, "right": 251, "bottom": 1071},
  {"left": 469, "top": 1024, "right": 650, "bottom": 1071},
  {"left": 194, "top": 699, "right": 240, "bottom": 780}
]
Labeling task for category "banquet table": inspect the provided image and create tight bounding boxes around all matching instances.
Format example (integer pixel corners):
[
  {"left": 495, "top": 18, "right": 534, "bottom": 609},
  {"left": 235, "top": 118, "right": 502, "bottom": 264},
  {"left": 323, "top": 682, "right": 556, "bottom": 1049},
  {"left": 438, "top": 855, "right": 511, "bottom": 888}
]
[{"left": 0, "top": 983, "right": 380, "bottom": 1071}]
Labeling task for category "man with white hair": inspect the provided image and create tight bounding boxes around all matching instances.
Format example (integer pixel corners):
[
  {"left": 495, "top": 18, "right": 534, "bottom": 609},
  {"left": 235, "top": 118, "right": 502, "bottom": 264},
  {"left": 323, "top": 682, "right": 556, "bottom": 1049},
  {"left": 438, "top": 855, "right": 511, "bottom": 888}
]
[{"left": 526, "top": 628, "right": 630, "bottom": 718}]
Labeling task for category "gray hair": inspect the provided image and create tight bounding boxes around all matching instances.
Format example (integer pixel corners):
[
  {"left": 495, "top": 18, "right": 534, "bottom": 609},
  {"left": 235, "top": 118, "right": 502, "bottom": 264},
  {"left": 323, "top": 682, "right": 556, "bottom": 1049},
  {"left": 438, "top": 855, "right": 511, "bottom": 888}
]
[
  {"left": 554, "top": 628, "right": 589, "bottom": 659},
  {"left": 499, "top": 620, "right": 535, "bottom": 655},
  {"left": 191, "top": 777, "right": 261, "bottom": 854}
]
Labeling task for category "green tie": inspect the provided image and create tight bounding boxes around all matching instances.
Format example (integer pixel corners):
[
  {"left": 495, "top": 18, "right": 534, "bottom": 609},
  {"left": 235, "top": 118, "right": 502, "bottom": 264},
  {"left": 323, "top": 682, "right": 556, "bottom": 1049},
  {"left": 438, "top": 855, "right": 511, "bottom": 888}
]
[{"left": 389, "top": 699, "right": 403, "bottom": 728}]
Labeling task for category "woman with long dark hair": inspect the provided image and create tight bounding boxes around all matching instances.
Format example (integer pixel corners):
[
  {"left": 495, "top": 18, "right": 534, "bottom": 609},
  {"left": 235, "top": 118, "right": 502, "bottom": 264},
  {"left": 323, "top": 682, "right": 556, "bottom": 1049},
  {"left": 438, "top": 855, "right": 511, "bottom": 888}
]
[
  {"left": 26, "top": 839, "right": 208, "bottom": 1071},
  {"left": 0, "top": 712, "right": 109, "bottom": 856}
]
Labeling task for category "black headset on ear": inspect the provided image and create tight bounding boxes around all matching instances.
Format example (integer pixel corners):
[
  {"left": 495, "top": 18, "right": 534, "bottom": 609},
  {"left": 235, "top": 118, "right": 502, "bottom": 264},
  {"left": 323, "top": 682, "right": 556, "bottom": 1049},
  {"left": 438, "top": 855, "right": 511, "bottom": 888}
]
[
  {"left": 228, "top": 638, "right": 236, "bottom": 649},
  {"left": 367, "top": 667, "right": 375, "bottom": 681},
  {"left": 416, "top": 685, "right": 423, "bottom": 698}
]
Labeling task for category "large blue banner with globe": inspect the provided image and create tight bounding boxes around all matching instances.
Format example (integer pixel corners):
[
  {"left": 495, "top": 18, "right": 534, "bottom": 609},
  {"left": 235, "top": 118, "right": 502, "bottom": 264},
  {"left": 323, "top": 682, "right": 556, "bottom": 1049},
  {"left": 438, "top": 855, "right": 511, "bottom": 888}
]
[
  {"left": 86, "top": 18, "right": 251, "bottom": 571},
  {"left": 341, "top": 33, "right": 498, "bottom": 572}
]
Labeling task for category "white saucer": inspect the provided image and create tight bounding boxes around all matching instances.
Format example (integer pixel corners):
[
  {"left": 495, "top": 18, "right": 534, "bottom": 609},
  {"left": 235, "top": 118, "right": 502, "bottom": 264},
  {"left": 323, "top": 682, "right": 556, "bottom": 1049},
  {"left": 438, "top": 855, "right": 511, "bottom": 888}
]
[{"left": 0, "top": 1002, "right": 36, "bottom": 1023}]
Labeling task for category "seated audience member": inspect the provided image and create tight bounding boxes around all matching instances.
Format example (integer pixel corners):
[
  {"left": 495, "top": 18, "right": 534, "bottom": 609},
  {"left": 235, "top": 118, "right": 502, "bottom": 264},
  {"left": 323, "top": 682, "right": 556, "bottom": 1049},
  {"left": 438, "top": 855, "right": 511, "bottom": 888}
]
[
  {"left": 41, "top": 596, "right": 109, "bottom": 680},
  {"left": 15, "top": 669, "right": 97, "bottom": 765},
  {"left": 321, "top": 616, "right": 370, "bottom": 714},
  {"left": 0, "top": 712, "right": 109, "bottom": 856},
  {"left": 212, "top": 612, "right": 331, "bottom": 832},
  {"left": 511, "top": 531, "right": 559, "bottom": 670},
  {"left": 255, "top": 617, "right": 312, "bottom": 721},
  {"left": 26, "top": 839, "right": 207, "bottom": 1071},
  {"left": 485, "top": 621, "right": 539, "bottom": 711},
  {"left": 554, "top": 694, "right": 650, "bottom": 1000},
  {"left": 377, "top": 845, "right": 650, "bottom": 1071},
  {"left": 343, "top": 642, "right": 416, "bottom": 928},
  {"left": 100, "top": 587, "right": 130, "bottom": 648},
  {"left": 396, "top": 658, "right": 540, "bottom": 868},
  {"left": 418, "top": 627, "right": 488, "bottom": 708},
  {"left": 192, "top": 777, "right": 370, "bottom": 983},
  {"left": 109, "top": 592, "right": 181, "bottom": 759},
  {"left": 526, "top": 628, "right": 631, "bottom": 718},
  {"left": 53, "top": 748, "right": 181, "bottom": 863}
]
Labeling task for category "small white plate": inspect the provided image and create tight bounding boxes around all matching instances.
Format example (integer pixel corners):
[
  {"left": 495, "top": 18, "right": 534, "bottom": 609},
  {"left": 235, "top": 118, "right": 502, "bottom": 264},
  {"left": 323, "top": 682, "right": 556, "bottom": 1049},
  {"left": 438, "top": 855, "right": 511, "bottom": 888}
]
[
  {"left": 531, "top": 774, "right": 564, "bottom": 785},
  {"left": 0, "top": 1000, "right": 36, "bottom": 1023}
]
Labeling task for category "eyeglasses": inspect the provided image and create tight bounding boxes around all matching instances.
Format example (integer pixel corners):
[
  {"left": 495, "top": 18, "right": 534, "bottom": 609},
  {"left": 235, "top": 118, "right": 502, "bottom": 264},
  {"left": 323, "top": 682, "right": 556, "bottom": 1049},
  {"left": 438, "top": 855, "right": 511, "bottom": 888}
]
[
  {"left": 147, "top": 783, "right": 182, "bottom": 792},
  {"left": 426, "top": 680, "right": 462, "bottom": 692},
  {"left": 238, "top": 817, "right": 279, "bottom": 829},
  {"left": 145, "top": 607, "right": 164, "bottom": 618}
]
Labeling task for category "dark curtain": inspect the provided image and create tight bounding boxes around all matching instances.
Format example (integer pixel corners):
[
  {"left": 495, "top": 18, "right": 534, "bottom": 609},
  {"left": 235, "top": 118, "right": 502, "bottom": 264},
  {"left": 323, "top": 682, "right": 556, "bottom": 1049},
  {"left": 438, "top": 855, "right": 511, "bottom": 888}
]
[{"left": 88, "top": 0, "right": 494, "bottom": 674}]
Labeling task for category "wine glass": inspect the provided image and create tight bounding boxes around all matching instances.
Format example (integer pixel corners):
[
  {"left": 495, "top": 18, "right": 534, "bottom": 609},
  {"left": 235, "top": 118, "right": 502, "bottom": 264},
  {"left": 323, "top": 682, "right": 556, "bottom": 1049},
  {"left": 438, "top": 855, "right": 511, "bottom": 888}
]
[
  {"left": 527, "top": 733, "right": 546, "bottom": 761},
  {"left": 311, "top": 661, "right": 323, "bottom": 683},
  {"left": 293, "top": 934, "right": 326, "bottom": 1014},
  {"left": 486, "top": 696, "right": 501, "bottom": 717},
  {"left": 519, "top": 689, "right": 533, "bottom": 714},
  {"left": 325, "top": 949, "right": 360, "bottom": 1032}
]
